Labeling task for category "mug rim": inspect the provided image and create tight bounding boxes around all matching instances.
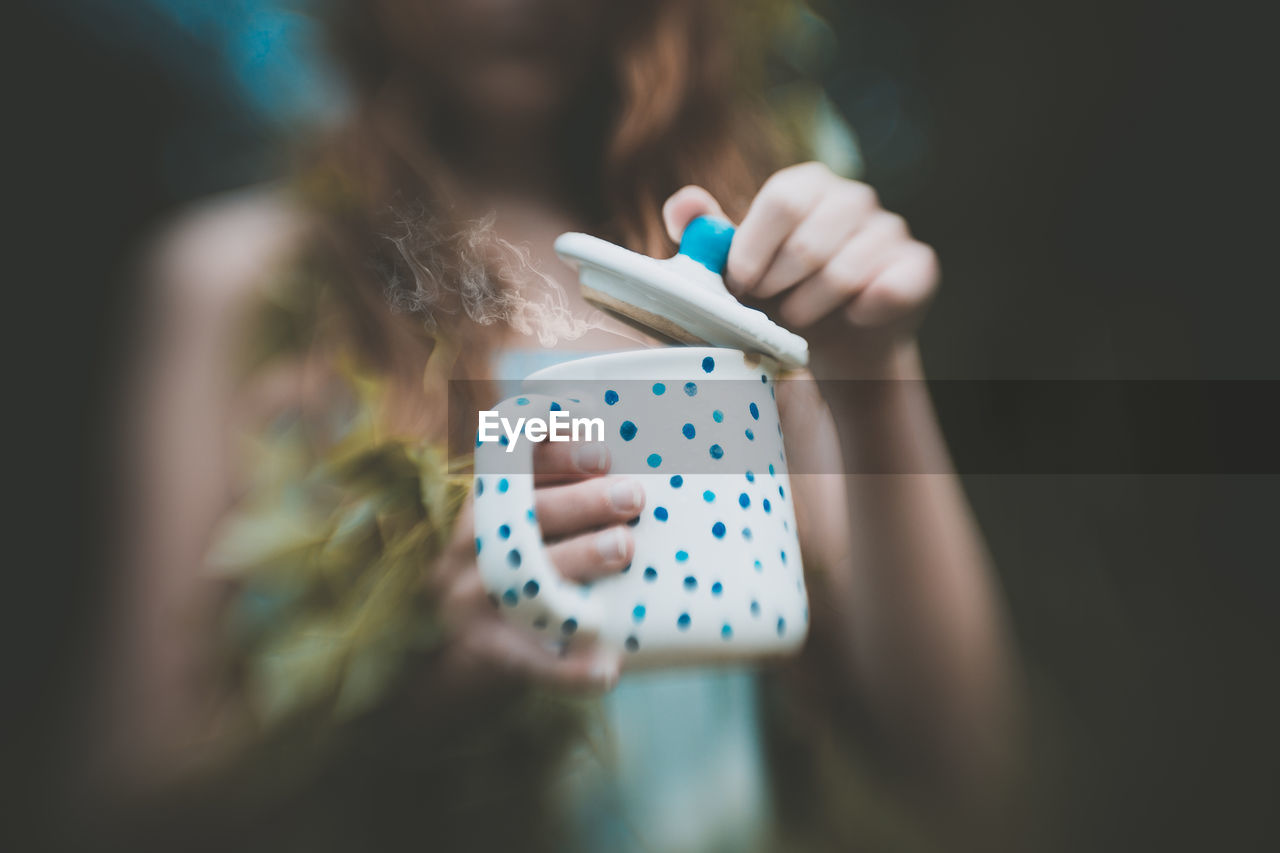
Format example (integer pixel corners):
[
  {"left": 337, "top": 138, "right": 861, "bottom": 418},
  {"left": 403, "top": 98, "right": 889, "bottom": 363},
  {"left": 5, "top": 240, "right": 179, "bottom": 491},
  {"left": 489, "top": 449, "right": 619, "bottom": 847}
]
[{"left": 525, "top": 346, "right": 773, "bottom": 383}]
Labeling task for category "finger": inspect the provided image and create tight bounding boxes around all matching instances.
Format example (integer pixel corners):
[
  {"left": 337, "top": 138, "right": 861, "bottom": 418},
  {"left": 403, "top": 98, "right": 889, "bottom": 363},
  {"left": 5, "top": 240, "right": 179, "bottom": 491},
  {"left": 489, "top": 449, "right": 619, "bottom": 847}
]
[
  {"left": 777, "top": 213, "right": 910, "bottom": 329},
  {"left": 547, "top": 525, "right": 635, "bottom": 582},
  {"left": 844, "top": 242, "right": 940, "bottom": 329},
  {"left": 752, "top": 182, "right": 878, "bottom": 300},
  {"left": 535, "top": 477, "right": 645, "bottom": 539},
  {"left": 532, "top": 439, "right": 611, "bottom": 485},
  {"left": 458, "top": 621, "right": 621, "bottom": 692},
  {"left": 727, "top": 162, "right": 832, "bottom": 295},
  {"left": 662, "top": 185, "right": 728, "bottom": 244}
]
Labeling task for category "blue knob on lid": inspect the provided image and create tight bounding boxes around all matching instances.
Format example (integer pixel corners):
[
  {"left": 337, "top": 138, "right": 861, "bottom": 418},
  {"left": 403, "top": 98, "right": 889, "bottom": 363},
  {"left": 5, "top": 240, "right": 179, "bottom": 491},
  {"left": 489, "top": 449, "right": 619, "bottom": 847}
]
[{"left": 678, "top": 216, "right": 735, "bottom": 275}]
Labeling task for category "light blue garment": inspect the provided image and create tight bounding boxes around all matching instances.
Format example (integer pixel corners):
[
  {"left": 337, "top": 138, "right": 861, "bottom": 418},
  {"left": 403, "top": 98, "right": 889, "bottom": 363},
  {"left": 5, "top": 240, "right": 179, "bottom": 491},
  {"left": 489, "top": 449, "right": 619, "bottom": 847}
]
[{"left": 493, "top": 349, "right": 776, "bottom": 853}]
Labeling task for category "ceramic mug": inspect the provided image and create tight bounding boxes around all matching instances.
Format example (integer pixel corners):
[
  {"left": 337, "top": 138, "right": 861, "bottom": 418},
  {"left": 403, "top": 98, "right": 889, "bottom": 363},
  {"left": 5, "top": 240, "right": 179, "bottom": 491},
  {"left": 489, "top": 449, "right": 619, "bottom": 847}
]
[{"left": 472, "top": 347, "right": 807, "bottom": 667}]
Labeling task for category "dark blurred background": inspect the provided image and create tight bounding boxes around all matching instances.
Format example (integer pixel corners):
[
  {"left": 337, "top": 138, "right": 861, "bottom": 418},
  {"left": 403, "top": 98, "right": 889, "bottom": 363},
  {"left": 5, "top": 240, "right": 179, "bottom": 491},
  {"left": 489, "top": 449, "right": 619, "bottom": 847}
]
[{"left": 9, "top": 0, "right": 1277, "bottom": 849}]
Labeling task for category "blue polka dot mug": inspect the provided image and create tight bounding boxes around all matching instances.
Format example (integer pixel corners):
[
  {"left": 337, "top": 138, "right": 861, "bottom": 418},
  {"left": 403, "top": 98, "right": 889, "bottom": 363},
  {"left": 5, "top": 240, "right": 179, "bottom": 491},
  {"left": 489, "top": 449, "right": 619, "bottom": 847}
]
[{"left": 473, "top": 347, "right": 808, "bottom": 667}]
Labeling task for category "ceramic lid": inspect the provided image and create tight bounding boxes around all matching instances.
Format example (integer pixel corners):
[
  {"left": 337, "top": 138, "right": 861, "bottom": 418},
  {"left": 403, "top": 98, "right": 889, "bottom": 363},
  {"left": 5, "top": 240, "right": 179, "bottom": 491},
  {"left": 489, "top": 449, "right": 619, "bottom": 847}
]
[{"left": 554, "top": 217, "right": 810, "bottom": 369}]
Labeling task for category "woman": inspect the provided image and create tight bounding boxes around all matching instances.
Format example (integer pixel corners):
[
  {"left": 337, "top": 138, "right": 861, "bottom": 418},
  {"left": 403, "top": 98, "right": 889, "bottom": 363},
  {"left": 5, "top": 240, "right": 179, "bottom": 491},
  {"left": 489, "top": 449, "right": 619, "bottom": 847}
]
[{"left": 103, "top": 0, "right": 1019, "bottom": 849}]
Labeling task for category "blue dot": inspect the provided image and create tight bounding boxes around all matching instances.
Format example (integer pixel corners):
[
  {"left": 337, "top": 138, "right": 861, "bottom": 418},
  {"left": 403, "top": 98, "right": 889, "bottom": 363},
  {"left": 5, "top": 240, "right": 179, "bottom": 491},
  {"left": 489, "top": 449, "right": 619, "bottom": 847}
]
[
  {"left": 523, "top": 580, "right": 540, "bottom": 598},
  {"left": 768, "top": 464, "right": 775, "bottom": 476},
  {"left": 682, "top": 423, "right": 696, "bottom": 439},
  {"left": 620, "top": 420, "right": 637, "bottom": 441},
  {"left": 676, "top": 550, "right": 690, "bottom": 562},
  {"left": 739, "top": 493, "right": 750, "bottom": 508},
  {"left": 703, "top": 490, "right": 716, "bottom": 502},
  {"left": 498, "top": 478, "right": 509, "bottom": 493},
  {"left": 498, "top": 524, "right": 511, "bottom": 539},
  {"left": 712, "top": 409, "right": 724, "bottom": 423},
  {"left": 777, "top": 617, "right": 786, "bottom": 636},
  {"left": 499, "top": 435, "right": 509, "bottom": 446},
  {"left": 677, "top": 613, "right": 692, "bottom": 630},
  {"left": 625, "top": 636, "right": 640, "bottom": 651},
  {"left": 507, "top": 549, "right": 522, "bottom": 568},
  {"left": 604, "top": 389, "right": 619, "bottom": 405},
  {"left": 633, "top": 604, "right": 646, "bottom": 622},
  {"left": 749, "top": 402, "right": 760, "bottom": 420},
  {"left": 779, "top": 485, "right": 786, "bottom": 499},
  {"left": 527, "top": 508, "right": 536, "bottom": 522},
  {"left": 644, "top": 567, "right": 658, "bottom": 581},
  {"left": 647, "top": 453, "right": 662, "bottom": 468},
  {"left": 516, "top": 397, "right": 529, "bottom": 406},
  {"left": 780, "top": 550, "right": 788, "bottom": 564},
  {"left": 709, "top": 444, "right": 724, "bottom": 460},
  {"left": 763, "top": 499, "right": 772, "bottom": 513},
  {"left": 475, "top": 537, "right": 483, "bottom": 553},
  {"left": 684, "top": 575, "right": 697, "bottom": 591},
  {"left": 754, "top": 559, "right": 763, "bottom": 571},
  {"left": 684, "top": 382, "right": 698, "bottom": 396},
  {"left": 622, "top": 562, "right": 632, "bottom": 573},
  {"left": 712, "top": 522, "right": 726, "bottom": 538},
  {"left": 745, "top": 471, "right": 755, "bottom": 483},
  {"left": 745, "top": 429, "right": 755, "bottom": 441},
  {"left": 627, "top": 515, "right": 641, "bottom": 527},
  {"left": 751, "top": 600, "right": 761, "bottom": 616},
  {"left": 562, "top": 618, "right": 578, "bottom": 636},
  {"left": 669, "top": 475, "right": 684, "bottom": 488},
  {"left": 475, "top": 434, "right": 482, "bottom": 448},
  {"left": 476, "top": 479, "right": 485, "bottom": 496},
  {"left": 652, "top": 382, "right": 666, "bottom": 395},
  {"left": 721, "top": 624, "right": 733, "bottom": 639},
  {"left": 711, "top": 581, "right": 723, "bottom": 596},
  {"left": 550, "top": 401, "right": 562, "bottom": 411},
  {"left": 702, "top": 356, "right": 716, "bottom": 373},
  {"left": 654, "top": 506, "right": 669, "bottom": 521},
  {"left": 761, "top": 374, "right": 769, "bottom": 383},
  {"left": 569, "top": 397, "right": 581, "bottom": 403},
  {"left": 502, "top": 589, "right": 518, "bottom": 606},
  {"left": 742, "top": 528, "right": 752, "bottom": 540}
]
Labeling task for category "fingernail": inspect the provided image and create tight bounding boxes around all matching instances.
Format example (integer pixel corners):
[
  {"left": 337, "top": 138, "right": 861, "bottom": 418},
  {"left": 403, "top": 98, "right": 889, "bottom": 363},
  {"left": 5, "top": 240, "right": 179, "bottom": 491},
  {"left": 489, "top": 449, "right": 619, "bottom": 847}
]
[
  {"left": 572, "top": 443, "right": 608, "bottom": 473},
  {"left": 608, "top": 480, "right": 643, "bottom": 513},
  {"left": 591, "top": 650, "right": 620, "bottom": 690},
  {"left": 595, "top": 527, "right": 628, "bottom": 563}
]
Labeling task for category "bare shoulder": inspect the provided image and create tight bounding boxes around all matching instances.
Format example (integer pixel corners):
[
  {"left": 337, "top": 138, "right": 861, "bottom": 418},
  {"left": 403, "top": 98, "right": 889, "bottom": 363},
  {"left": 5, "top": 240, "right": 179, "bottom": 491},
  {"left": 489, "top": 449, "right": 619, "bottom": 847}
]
[{"left": 142, "top": 183, "right": 314, "bottom": 323}]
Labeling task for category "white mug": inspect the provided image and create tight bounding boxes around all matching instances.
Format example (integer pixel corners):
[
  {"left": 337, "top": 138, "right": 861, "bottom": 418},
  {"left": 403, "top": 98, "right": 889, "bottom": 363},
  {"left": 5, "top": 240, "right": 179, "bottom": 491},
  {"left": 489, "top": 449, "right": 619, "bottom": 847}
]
[{"left": 473, "top": 347, "right": 808, "bottom": 667}]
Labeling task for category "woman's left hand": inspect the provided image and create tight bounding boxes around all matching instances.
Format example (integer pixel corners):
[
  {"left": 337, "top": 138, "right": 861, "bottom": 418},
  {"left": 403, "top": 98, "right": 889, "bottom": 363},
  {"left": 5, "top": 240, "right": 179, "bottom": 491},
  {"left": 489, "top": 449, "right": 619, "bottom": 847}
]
[{"left": 663, "top": 162, "right": 939, "bottom": 376}]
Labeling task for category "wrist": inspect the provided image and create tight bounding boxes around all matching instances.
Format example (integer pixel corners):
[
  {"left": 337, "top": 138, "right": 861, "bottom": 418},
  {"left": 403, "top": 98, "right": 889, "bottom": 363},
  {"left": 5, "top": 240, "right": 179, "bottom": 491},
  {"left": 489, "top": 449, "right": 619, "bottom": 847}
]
[{"left": 810, "top": 336, "right": 924, "bottom": 382}]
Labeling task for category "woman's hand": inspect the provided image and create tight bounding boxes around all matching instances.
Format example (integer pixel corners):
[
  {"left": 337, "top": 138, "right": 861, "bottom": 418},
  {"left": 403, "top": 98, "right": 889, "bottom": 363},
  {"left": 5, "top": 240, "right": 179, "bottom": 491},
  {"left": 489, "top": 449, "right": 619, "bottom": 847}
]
[
  {"left": 663, "top": 162, "right": 939, "bottom": 376},
  {"left": 424, "top": 440, "right": 638, "bottom": 696}
]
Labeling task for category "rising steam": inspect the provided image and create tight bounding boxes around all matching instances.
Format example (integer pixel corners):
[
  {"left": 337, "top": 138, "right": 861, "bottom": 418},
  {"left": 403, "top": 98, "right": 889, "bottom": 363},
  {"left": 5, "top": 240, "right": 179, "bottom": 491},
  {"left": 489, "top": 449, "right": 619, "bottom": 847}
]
[{"left": 378, "top": 206, "right": 602, "bottom": 347}]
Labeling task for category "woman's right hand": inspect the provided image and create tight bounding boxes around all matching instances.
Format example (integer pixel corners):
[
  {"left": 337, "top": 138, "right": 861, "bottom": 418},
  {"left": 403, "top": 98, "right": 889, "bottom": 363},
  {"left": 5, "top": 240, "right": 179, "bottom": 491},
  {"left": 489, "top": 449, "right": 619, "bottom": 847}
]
[{"left": 424, "top": 440, "right": 640, "bottom": 695}]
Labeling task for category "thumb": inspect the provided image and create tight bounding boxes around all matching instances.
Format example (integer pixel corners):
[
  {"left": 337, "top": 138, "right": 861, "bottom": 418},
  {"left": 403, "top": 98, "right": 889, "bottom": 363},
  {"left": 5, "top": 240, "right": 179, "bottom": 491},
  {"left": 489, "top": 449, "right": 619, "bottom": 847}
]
[{"left": 662, "top": 185, "right": 729, "bottom": 244}]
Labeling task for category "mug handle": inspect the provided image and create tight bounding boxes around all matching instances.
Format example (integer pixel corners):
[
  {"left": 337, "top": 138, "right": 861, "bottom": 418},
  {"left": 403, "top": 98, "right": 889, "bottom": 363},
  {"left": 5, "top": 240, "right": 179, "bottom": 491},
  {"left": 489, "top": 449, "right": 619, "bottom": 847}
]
[{"left": 473, "top": 393, "right": 604, "bottom": 639}]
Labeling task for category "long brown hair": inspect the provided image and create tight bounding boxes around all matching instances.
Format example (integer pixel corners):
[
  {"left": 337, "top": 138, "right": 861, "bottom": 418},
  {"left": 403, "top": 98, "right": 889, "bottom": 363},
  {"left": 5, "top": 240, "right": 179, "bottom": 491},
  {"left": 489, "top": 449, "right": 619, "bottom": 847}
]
[{"left": 296, "top": 0, "right": 787, "bottom": 445}]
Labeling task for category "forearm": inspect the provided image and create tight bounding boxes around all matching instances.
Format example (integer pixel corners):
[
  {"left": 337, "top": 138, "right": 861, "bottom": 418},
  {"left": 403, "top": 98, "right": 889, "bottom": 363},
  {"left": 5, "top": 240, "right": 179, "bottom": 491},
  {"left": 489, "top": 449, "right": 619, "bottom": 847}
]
[{"left": 817, "top": 342, "right": 1019, "bottom": 784}]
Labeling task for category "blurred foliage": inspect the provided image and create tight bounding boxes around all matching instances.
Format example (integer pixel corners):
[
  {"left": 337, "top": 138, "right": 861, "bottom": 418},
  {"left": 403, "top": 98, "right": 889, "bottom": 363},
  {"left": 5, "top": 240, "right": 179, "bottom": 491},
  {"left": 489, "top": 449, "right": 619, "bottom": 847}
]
[
  {"left": 751, "top": 0, "right": 865, "bottom": 178},
  {"left": 210, "top": 404, "right": 461, "bottom": 727},
  {"left": 205, "top": 253, "right": 464, "bottom": 732}
]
